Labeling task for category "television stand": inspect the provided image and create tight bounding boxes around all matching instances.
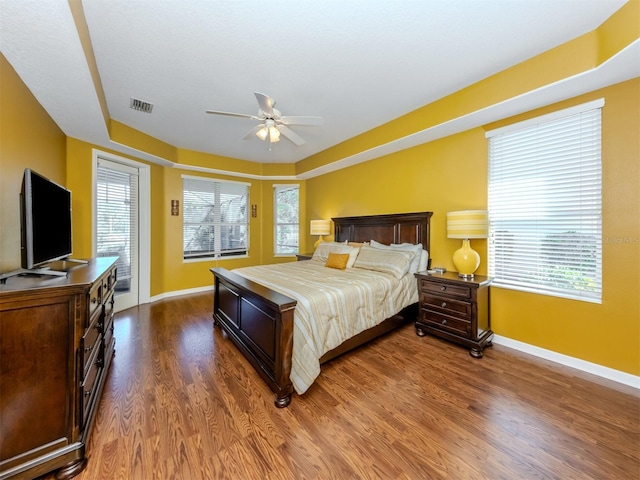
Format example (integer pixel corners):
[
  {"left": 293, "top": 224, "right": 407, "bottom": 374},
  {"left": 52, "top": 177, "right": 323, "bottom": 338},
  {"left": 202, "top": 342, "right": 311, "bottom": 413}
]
[
  {"left": 0, "top": 257, "right": 118, "bottom": 480},
  {"left": 0, "top": 258, "right": 88, "bottom": 283},
  {"left": 63, "top": 258, "right": 89, "bottom": 265}
]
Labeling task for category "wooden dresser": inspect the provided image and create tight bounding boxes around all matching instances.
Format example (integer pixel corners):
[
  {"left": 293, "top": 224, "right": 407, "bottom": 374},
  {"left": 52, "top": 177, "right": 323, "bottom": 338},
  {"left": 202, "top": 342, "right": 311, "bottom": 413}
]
[
  {"left": 0, "top": 257, "right": 117, "bottom": 480},
  {"left": 414, "top": 271, "right": 493, "bottom": 358}
]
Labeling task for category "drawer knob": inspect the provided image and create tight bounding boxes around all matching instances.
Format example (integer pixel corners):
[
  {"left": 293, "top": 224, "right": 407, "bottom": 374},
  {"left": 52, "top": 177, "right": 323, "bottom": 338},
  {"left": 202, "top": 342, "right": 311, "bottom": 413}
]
[
  {"left": 441, "top": 319, "right": 447, "bottom": 325},
  {"left": 84, "top": 344, "right": 93, "bottom": 353},
  {"left": 84, "top": 389, "right": 92, "bottom": 398},
  {"left": 440, "top": 286, "right": 446, "bottom": 291},
  {"left": 91, "top": 297, "right": 98, "bottom": 304},
  {"left": 441, "top": 301, "right": 447, "bottom": 308}
]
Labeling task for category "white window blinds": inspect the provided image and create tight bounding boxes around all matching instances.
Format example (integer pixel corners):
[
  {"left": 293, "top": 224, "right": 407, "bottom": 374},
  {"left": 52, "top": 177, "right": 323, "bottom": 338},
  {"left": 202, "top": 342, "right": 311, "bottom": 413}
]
[
  {"left": 274, "top": 185, "right": 300, "bottom": 255},
  {"left": 183, "top": 176, "right": 249, "bottom": 259},
  {"left": 486, "top": 99, "right": 603, "bottom": 303},
  {"left": 96, "top": 160, "right": 138, "bottom": 292}
]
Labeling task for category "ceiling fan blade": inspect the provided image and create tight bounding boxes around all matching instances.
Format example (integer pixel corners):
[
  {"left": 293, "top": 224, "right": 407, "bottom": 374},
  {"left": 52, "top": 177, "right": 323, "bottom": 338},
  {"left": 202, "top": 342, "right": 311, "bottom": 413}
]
[
  {"left": 243, "top": 124, "right": 264, "bottom": 140},
  {"left": 279, "top": 115, "right": 324, "bottom": 126},
  {"left": 206, "top": 110, "right": 261, "bottom": 120},
  {"left": 254, "top": 92, "right": 275, "bottom": 117},
  {"left": 278, "top": 125, "right": 305, "bottom": 146}
]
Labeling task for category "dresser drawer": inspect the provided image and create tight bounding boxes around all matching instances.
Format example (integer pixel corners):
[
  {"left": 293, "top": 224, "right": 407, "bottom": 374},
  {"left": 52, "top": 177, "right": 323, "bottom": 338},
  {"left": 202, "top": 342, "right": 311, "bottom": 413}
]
[
  {"left": 419, "top": 279, "right": 471, "bottom": 299},
  {"left": 420, "top": 309, "right": 471, "bottom": 338},
  {"left": 80, "top": 342, "right": 102, "bottom": 427},
  {"left": 87, "top": 280, "right": 103, "bottom": 323},
  {"left": 104, "top": 291, "right": 114, "bottom": 324},
  {"left": 103, "top": 308, "right": 114, "bottom": 354},
  {"left": 82, "top": 312, "right": 102, "bottom": 373},
  {"left": 420, "top": 293, "right": 471, "bottom": 319},
  {"left": 106, "top": 267, "right": 117, "bottom": 293}
]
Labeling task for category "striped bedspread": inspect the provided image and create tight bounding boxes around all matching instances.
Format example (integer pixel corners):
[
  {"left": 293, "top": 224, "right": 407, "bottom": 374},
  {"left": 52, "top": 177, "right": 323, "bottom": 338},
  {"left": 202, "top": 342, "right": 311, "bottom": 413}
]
[{"left": 232, "top": 259, "right": 418, "bottom": 394}]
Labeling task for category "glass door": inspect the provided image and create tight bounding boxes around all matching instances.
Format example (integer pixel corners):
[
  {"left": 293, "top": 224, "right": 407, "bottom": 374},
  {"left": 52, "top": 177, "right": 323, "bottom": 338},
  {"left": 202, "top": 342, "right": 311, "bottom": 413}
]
[{"left": 95, "top": 158, "right": 139, "bottom": 312}]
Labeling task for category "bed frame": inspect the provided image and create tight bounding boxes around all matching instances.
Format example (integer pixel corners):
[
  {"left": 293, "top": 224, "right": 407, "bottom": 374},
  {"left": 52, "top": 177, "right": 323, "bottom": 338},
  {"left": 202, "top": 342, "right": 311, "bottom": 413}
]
[{"left": 211, "top": 211, "right": 432, "bottom": 407}]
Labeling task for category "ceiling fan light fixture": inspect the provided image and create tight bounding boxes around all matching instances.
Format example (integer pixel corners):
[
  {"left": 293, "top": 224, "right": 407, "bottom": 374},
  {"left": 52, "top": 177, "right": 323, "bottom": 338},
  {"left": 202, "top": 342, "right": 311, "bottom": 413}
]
[
  {"left": 269, "top": 125, "right": 280, "bottom": 142},
  {"left": 256, "top": 126, "right": 269, "bottom": 141},
  {"left": 208, "top": 92, "right": 321, "bottom": 146}
]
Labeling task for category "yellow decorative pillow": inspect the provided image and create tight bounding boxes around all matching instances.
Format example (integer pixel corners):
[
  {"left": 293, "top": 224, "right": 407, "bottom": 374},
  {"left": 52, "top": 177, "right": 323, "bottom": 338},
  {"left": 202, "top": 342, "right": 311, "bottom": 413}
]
[{"left": 325, "top": 252, "right": 350, "bottom": 270}]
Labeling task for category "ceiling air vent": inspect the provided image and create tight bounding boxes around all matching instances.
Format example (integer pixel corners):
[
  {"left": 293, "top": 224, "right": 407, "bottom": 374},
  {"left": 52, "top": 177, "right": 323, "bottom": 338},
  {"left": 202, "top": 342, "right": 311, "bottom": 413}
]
[{"left": 130, "top": 97, "right": 153, "bottom": 113}]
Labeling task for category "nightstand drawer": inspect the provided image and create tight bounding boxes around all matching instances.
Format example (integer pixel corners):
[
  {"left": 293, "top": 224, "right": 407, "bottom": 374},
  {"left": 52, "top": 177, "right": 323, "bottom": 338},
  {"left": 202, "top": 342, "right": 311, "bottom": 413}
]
[
  {"left": 419, "top": 279, "right": 471, "bottom": 299},
  {"left": 420, "top": 293, "right": 470, "bottom": 318},
  {"left": 420, "top": 310, "right": 471, "bottom": 337}
]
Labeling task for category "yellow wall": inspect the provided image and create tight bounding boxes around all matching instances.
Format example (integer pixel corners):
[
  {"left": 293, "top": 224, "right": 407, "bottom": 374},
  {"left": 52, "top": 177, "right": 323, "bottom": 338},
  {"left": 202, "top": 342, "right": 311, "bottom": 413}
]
[
  {"left": 306, "top": 78, "right": 640, "bottom": 376},
  {"left": 0, "top": 54, "right": 66, "bottom": 272},
  {"left": 306, "top": 128, "right": 488, "bottom": 266}
]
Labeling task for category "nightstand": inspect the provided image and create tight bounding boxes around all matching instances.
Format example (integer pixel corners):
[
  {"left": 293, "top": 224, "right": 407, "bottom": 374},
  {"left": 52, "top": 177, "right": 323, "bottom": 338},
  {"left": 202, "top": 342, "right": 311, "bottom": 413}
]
[
  {"left": 295, "top": 253, "right": 314, "bottom": 261},
  {"left": 414, "top": 271, "right": 493, "bottom": 358}
]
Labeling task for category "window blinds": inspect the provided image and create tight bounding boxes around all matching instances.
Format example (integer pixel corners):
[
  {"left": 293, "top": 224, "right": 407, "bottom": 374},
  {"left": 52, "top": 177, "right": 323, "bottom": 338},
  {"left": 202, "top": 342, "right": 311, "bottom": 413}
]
[
  {"left": 486, "top": 100, "right": 603, "bottom": 303},
  {"left": 274, "top": 185, "right": 299, "bottom": 255},
  {"left": 183, "top": 176, "right": 249, "bottom": 258},
  {"left": 96, "top": 160, "right": 139, "bottom": 290}
]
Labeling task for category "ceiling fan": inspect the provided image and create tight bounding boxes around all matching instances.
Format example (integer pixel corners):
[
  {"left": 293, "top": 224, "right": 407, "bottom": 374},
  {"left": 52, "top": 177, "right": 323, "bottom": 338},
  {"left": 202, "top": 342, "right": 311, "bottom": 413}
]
[{"left": 206, "top": 92, "right": 323, "bottom": 146}]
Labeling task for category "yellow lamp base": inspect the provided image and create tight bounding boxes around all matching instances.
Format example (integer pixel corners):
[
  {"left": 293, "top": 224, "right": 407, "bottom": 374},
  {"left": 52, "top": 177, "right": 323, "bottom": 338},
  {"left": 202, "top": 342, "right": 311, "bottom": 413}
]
[
  {"left": 452, "top": 239, "right": 480, "bottom": 278},
  {"left": 314, "top": 236, "right": 325, "bottom": 249}
]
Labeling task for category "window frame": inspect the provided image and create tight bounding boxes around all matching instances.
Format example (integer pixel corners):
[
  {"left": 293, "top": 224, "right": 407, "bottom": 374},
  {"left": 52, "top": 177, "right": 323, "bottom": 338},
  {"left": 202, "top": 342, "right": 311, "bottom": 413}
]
[
  {"left": 486, "top": 99, "right": 603, "bottom": 303},
  {"left": 273, "top": 184, "right": 300, "bottom": 256},
  {"left": 182, "top": 175, "right": 250, "bottom": 261}
]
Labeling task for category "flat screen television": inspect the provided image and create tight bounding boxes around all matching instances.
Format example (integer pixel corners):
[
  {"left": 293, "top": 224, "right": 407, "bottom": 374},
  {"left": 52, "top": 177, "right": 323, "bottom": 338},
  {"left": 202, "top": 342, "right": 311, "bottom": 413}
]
[{"left": 21, "top": 168, "right": 73, "bottom": 269}]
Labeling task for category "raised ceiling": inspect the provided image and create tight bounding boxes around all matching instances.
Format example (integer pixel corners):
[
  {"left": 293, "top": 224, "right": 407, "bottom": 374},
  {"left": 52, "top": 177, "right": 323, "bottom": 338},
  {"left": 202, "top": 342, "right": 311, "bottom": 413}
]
[{"left": 0, "top": 0, "right": 631, "bottom": 165}]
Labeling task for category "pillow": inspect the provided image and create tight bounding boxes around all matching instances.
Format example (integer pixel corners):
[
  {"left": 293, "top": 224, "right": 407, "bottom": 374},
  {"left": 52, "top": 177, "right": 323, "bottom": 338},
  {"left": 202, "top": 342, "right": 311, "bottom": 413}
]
[
  {"left": 353, "top": 245, "right": 414, "bottom": 279},
  {"left": 370, "top": 240, "right": 423, "bottom": 274},
  {"left": 369, "top": 239, "right": 389, "bottom": 249},
  {"left": 418, "top": 250, "right": 429, "bottom": 272},
  {"left": 390, "top": 243, "right": 423, "bottom": 274},
  {"left": 348, "top": 242, "right": 368, "bottom": 248},
  {"left": 312, "top": 242, "right": 360, "bottom": 268},
  {"left": 325, "top": 252, "right": 349, "bottom": 270}
]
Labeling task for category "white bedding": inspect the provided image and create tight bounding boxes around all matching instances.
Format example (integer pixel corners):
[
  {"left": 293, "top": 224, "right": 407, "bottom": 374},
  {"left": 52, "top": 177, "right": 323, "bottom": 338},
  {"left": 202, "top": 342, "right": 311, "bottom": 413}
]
[{"left": 232, "top": 259, "right": 418, "bottom": 394}]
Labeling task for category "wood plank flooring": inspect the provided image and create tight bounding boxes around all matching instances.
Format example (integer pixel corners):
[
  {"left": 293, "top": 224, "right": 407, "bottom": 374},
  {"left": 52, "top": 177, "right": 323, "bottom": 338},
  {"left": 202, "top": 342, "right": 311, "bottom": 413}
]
[{"left": 41, "top": 292, "right": 639, "bottom": 480}]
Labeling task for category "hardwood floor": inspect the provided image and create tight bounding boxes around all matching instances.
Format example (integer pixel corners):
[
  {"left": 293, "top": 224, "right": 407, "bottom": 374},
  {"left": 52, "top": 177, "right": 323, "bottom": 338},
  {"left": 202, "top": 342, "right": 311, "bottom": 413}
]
[{"left": 41, "top": 292, "right": 639, "bottom": 480}]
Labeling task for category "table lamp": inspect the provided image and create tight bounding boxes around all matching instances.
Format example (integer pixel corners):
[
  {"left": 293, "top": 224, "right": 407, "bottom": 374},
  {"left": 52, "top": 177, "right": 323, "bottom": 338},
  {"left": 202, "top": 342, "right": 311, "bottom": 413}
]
[
  {"left": 310, "top": 219, "right": 331, "bottom": 249},
  {"left": 447, "top": 210, "right": 488, "bottom": 278}
]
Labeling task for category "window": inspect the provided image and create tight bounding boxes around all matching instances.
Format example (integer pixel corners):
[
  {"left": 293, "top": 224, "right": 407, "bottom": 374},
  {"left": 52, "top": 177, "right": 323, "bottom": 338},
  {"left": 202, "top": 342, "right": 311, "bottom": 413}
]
[
  {"left": 486, "top": 99, "right": 603, "bottom": 303},
  {"left": 182, "top": 176, "right": 249, "bottom": 259},
  {"left": 96, "top": 159, "right": 138, "bottom": 294},
  {"left": 274, "top": 184, "right": 299, "bottom": 255}
]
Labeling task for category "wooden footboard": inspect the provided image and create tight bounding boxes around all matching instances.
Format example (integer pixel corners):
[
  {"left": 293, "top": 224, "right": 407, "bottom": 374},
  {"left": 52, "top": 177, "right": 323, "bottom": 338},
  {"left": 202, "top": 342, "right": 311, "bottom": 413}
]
[{"left": 211, "top": 267, "right": 297, "bottom": 407}]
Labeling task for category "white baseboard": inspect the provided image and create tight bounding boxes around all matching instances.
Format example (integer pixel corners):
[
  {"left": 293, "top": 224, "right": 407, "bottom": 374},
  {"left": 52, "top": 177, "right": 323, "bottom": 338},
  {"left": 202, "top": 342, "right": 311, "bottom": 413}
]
[
  {"left": 492, "top": 334, "right": 640, "bottom": 390},
  {"left": 148, "top": 285, "right": 214, "bottom": 304}
]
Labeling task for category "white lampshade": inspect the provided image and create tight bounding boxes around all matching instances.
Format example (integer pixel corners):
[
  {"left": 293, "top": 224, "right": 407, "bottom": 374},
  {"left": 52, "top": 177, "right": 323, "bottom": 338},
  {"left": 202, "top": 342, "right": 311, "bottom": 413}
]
[
  {"left": 256, "top": 119, "right": 280, "bottom": 142},
  {"left": 310, "top": 219, "right": 331, "bottom": 236},
  {"left": 447, "top": 210, "right": 488, "bottom": 278},
  {"left": 447, "top": 210, "right": 488, "bottom": 239},
  {"left": 256, "top": 126, "right": 268, "bottom": 141},
  {"left": 268, "top": 125, "right": 280, "bottom": 142}
]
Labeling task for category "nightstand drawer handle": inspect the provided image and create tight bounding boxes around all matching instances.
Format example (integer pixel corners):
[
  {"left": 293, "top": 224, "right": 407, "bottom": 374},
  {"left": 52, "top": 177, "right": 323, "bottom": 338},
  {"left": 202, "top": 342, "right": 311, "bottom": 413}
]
[
  {"left": 440, "top": 286, "right": 446, "bottom": 291},
  {"left": 441, "top": 301, "right": 447, "bottom": 308},
  {"left": 441, "top": 319, "right": 447, "bottom": 325}
]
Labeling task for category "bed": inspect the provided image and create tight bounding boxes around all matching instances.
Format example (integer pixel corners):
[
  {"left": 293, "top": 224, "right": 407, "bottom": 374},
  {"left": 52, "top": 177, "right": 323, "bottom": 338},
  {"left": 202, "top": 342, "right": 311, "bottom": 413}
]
[{"left": 210, "top": 211, "right": 432, "bottom": 407}]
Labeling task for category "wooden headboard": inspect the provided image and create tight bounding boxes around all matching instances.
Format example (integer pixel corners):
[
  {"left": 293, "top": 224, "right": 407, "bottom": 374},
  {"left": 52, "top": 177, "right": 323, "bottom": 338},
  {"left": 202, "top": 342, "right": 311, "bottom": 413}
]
[{"left": 333, "top": 212, "right": 433, "bottom": 253}]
